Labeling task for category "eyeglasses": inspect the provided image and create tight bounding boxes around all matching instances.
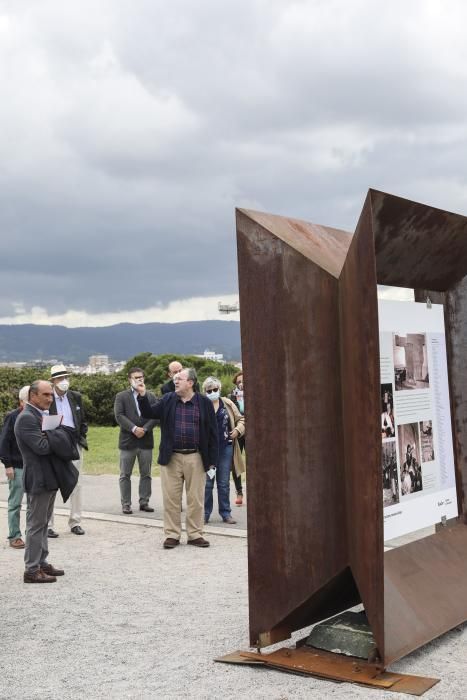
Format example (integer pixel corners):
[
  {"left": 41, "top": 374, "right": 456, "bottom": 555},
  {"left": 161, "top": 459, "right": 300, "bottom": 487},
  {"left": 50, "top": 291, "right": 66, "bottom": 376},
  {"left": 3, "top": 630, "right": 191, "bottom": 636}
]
[{"left": 206, "top": 388, "right": 219, "bottom": 394}]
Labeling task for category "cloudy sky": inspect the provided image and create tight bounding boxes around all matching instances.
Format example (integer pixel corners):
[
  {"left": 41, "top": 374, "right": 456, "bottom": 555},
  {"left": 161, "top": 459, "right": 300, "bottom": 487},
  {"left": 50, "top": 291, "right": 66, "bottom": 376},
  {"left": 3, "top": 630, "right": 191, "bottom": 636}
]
[{"left": 1, "top": 0, "right": 465, "bottom": 326}]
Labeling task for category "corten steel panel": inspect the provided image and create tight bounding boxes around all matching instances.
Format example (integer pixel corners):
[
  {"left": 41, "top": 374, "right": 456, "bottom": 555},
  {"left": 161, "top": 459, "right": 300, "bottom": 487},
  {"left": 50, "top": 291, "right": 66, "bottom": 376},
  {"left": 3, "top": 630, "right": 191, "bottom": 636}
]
[
  {"left": 339, "top": 192, "right": 385, "bottom": 657},
  {"left": 383, "top": 523, "right": 467, "bottom": 664},
  {"left": 443, "top": 278, "right": 467, "bottom": 519},
  {"left": 236, "top": 210, "right": 352, "bottom": 647},
  {"left": 371, "top": 189, "right": 467, "bottom": 290}
]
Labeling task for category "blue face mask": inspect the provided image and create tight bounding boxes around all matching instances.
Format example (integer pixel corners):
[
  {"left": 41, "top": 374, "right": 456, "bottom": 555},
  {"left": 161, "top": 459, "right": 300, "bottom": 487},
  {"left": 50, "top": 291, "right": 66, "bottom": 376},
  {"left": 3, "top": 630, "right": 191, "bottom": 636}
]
[
  {"left": 207, "top": 390, "right": 220, "bottom": 401},
  {"left": 237, "top": 399, "right": 244, "bottom": 414}
]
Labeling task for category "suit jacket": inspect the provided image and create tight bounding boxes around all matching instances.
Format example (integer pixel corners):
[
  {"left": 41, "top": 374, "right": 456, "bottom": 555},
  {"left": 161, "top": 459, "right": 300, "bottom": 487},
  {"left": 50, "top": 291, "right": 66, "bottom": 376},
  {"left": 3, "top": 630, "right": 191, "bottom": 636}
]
[
  {"left": 0, "top": 408, "right": 23, "bottom": 469},
  {"left": 114, "top": 388, "right": 158, "bottom": 450},
  {"left": 137, "top": 392, "right": 218, "bottom": 471},
  {"left": 14, "top": 404, "right": 79, "bottom": 499},
  {"left": 49, "top": 389, "right": 88, "bottom": 450}
]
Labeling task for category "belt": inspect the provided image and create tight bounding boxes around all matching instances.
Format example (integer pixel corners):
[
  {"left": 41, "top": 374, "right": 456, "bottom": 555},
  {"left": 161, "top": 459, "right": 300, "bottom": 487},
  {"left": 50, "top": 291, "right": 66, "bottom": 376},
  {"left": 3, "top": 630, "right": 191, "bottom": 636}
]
[{"left": 173, "top": 448, "right": 198, "bottom": 454}]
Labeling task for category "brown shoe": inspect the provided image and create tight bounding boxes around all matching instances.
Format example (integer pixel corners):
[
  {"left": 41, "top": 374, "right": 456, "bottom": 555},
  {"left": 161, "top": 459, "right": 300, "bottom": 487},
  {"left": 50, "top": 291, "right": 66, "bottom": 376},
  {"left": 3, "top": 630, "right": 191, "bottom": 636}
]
[
  {"left": 163, "top": 538, "right": 180, "bottom": 549},
  {"left": 187, "top": 537, "right": 210, "bottom": 548},
  {"left": 41, "top": 563, "right": 65, "bottom": 576},
  {"left": 9, "top": 538, "right": 25, "bottom": 549},
  {"left": 223, "top": 516, "right": 237, "bottom": 524},
  {"left": 24, "top": 569, "right": 57, "bottom": 583}
]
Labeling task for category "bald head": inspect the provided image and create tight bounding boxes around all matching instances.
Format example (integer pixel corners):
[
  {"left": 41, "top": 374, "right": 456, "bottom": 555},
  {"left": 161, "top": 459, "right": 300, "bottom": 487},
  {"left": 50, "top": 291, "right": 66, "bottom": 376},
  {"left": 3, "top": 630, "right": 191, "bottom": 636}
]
[{"left": 168, "top": 361, "right": 183, "bottom": 378}]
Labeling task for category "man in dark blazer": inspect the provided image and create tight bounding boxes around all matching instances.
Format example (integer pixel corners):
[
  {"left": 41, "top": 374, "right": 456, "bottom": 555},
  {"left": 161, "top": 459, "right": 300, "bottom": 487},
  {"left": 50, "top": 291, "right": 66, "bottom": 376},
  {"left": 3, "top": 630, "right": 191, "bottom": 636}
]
[
  {"left": 136, "top": 367, "right": 218, "bottom": 549},
  {"left": 114, "top": 367, "right": 158, "bottom": 514},
  {"left": 47, "top": 363, "right": 88, "bottom": 536},
  {"left": 161, "top": 360, "right": 183, "bottom": 394},
  {"left": 14, "top": 380, "right": 68, "bottom": 583}
]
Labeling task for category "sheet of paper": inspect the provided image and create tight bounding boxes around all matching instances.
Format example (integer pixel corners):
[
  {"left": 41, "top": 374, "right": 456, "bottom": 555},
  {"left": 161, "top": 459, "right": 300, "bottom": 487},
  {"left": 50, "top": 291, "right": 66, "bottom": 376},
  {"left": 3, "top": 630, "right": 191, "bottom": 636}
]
[
  {"left": 379, "top": 299, "right": 458, "bottom": 541},
  {"left": 42, "top": 414, "right": 63, "bottom": 430}
]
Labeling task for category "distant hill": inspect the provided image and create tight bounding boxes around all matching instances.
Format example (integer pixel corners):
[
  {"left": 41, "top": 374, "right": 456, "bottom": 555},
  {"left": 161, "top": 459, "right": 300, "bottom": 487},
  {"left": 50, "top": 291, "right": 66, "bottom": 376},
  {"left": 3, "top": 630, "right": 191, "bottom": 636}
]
[{"left": 0, "top": 321, "right": 241, "bottom": 363}]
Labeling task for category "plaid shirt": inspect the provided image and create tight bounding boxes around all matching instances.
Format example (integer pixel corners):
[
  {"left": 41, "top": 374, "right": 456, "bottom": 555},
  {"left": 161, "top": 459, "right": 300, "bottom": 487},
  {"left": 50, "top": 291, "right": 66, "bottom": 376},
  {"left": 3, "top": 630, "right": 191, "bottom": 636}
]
[{"left": 173, "top": 394, "right": 200, "bottom": 449}]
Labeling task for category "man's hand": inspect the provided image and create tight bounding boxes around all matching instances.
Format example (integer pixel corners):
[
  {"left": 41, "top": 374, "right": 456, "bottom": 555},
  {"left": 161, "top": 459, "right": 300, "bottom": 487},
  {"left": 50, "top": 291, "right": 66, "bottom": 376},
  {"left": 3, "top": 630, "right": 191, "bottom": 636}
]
[
  {"left": 5, "top": 467, "right": 14, "bottom": 481},
  {"left": 134, "top": 427, "right": 145, "bottom": 438},
  {"left": 135, "top": 381, "right": 146, "bottom": 396},
  {"left": 229, "top": 428, "right": 240, "bottom": 440}
]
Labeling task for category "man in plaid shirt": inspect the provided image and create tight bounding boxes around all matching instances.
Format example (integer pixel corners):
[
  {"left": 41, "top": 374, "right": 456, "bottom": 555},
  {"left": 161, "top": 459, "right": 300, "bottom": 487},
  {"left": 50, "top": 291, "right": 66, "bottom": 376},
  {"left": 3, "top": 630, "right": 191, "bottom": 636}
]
[{"left": 136, "top": 368, "right": 218, "bottom": 549}]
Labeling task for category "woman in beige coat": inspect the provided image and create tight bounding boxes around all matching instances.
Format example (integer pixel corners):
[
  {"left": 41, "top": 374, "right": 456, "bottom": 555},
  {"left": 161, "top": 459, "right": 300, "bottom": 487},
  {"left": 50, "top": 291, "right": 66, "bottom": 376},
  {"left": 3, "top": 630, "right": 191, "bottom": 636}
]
[{"left": 202, "top": 376, "right": 245, "bottom": 524}]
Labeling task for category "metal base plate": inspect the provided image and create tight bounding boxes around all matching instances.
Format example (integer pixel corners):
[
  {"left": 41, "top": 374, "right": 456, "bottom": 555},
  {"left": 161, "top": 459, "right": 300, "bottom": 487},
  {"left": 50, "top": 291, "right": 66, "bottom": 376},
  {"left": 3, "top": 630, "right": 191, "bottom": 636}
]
[{"left": 215, "top": 647, "right": 439, "bottom": 696}]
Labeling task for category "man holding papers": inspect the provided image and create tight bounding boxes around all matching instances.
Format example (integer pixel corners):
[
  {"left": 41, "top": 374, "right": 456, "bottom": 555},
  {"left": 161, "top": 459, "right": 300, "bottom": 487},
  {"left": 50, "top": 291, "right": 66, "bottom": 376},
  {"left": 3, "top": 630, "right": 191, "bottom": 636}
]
[
  {"left": 47, "top": 364, "right": 88, "bottom": 536},
  {"left": 14, "top": 380, "right": 76, "bottom": 583}
]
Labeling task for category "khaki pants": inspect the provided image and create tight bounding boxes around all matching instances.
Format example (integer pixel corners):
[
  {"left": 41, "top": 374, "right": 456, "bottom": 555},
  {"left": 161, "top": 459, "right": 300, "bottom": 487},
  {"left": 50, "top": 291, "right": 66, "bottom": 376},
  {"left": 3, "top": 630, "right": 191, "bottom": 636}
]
[
  {"left": 49, "top": 445, "right": 83, "bottom": 529},
  {"left": 161, "top": 452, "right": 205, "bottom": 541}
]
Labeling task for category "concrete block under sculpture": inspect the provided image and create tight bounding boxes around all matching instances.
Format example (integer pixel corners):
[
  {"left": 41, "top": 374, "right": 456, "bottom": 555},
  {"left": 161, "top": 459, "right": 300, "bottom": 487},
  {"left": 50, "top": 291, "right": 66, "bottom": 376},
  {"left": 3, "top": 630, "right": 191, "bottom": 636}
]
[{"left": 236, "top": 189, "right": 467, "bottom": 667}]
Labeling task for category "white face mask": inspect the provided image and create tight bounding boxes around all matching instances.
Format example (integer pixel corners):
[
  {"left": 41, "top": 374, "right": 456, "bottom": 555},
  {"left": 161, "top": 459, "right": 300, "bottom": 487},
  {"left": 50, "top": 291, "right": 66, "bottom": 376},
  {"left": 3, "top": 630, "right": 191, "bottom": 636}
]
[
  {"left": 206, "top": 390, "right": 220, "bottom": 401},
  {"left": 57, "top": 379, "right": 69, "bottom": 392}
]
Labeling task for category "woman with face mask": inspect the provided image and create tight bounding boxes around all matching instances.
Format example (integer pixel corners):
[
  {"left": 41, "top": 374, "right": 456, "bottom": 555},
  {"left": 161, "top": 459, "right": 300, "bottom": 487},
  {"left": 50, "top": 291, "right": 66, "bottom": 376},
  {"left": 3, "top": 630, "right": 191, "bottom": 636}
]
[{"left": 203, "top": 376, "right": 245, "bottom": 525}]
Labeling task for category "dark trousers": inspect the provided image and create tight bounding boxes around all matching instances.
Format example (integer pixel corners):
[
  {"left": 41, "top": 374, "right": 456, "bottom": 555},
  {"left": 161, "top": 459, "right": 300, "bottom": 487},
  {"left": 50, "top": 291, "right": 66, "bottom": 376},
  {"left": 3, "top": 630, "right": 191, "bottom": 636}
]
[{"left": 24, "top": 490, "right": 57, "bottom": 573}]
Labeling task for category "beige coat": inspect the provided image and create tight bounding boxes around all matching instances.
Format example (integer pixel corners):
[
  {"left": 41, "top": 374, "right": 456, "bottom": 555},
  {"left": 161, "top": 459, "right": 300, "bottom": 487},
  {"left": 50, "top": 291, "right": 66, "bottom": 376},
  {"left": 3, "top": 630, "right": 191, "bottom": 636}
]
[{"left": 221, "top": 396, "right": 246, "bottom": 476}]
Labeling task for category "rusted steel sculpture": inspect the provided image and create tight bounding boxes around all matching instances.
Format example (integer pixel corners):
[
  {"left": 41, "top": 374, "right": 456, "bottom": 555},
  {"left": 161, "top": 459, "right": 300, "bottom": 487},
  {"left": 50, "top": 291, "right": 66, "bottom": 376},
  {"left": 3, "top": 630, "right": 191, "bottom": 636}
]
[{"left": 236, "top": 190, "right": 467, "bottom": 666}]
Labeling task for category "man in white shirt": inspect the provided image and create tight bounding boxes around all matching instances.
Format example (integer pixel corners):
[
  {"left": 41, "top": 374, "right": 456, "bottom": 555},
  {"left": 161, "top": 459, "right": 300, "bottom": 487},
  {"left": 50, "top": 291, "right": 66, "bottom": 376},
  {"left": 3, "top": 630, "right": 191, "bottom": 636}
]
[{"left": 47, "top": 363, "right": 88, "bottom": 536}]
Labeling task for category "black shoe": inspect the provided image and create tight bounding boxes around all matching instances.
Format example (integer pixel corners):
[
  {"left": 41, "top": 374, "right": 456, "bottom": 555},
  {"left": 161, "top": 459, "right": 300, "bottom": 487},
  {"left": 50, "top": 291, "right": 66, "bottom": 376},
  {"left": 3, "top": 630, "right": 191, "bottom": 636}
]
[
  {"left": 163, "top": 538, "right": 180, "bottom": 549},
  {"left": 47, "top": 529, "right": 59, "bottom": 538},
  {"left": 139, "top": 504, "right": 154, "bottom": 512},
  {"left": 122, "top": 505, "right": 133, "bottom": 514},
  {"left": 71, "top": 525, "right": 85, "bottom": 535}
]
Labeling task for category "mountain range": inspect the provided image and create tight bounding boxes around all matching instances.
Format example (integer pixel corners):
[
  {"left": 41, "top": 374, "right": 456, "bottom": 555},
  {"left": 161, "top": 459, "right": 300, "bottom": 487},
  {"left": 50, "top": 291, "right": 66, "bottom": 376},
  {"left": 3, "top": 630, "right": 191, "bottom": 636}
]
[{"left": 0, "top": 321, "right": 241, "bottom": 364}]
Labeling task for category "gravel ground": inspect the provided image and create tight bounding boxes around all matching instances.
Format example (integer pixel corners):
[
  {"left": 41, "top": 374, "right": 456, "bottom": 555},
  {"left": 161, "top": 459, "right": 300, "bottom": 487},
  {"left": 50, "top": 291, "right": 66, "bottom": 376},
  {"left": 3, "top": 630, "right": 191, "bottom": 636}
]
[{"left": 1, "top": 515, "right": 466, "bottom": 699}]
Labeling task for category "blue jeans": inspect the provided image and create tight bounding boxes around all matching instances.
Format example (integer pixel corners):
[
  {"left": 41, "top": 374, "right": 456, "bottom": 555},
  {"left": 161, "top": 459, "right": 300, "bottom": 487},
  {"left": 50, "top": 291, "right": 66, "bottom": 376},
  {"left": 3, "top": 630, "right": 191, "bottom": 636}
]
[{"left": 205, "top": 444, "right": 233, "bottom": 521}]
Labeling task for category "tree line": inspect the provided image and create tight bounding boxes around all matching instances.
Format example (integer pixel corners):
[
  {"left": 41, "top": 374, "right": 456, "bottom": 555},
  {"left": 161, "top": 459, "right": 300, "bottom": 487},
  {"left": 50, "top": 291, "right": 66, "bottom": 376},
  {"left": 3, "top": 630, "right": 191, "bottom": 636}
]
[{"left": 0, "top": 353, "right": 240, "bottom": 426}]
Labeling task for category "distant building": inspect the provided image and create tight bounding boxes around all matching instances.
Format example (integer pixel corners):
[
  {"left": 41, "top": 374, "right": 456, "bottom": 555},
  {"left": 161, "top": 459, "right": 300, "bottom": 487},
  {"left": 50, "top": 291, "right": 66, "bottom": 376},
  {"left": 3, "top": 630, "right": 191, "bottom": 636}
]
[
  {"left": 196, "top": 349, "right": 225, "bottom": 363},
  {"left": 89, "top": 355, "right": 110, "bottom": 373}
]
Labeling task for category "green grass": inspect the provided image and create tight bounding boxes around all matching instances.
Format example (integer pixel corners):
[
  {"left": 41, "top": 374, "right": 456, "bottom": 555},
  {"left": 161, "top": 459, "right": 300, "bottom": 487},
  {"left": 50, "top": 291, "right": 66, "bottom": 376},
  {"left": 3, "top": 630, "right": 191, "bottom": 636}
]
[{"left": 83, "top": 425, "right": 161, "bottom": 476}]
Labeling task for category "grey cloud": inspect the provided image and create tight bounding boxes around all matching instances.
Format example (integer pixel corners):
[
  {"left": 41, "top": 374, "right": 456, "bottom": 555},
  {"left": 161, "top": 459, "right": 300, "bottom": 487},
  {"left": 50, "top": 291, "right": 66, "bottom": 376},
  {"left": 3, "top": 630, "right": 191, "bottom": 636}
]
[{"left": 1, "top": 1, "right": 467, "bottom": 318}]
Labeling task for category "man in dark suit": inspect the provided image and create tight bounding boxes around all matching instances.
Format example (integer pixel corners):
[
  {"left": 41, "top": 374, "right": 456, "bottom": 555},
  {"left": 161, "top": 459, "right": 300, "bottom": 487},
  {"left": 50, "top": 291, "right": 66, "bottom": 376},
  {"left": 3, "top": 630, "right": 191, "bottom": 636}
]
[
  {"left": 47, "top": 363, "right": 88, "bottom": 536},
  {"left": 14, "top": 380, "right": 67, "bottom": 583},
  {"left": 161, "top": 360, "right": 183, "bottom": 394},
  {"left": 0, "top": 385, "right": 30, "bottom": 549},
  {"left": 136, "top": 367, "right": 218, "bottom": 549},
  {"left": 114, "top": 367, "right": 158, "bottom": 515}
]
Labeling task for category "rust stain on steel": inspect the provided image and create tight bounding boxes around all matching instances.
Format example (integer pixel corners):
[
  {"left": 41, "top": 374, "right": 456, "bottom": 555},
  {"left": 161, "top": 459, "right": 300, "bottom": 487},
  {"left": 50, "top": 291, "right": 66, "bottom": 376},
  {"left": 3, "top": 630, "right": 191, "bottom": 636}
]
[
  {"left": 236, "top": 209, "right": 355, "bottom": 647},
  {"left": 384, "top": 523, "right": 467, "bottom": 664},
  {"left": 236, "top": 648, "right": 439, "bottom": 694},
  {"left": 371, "top": 189, "right": 467, "bottom": 291},
  {"left": 238, "top": 208, "right": 352, "bottom": 279},
  {"left": 237, "top": 190, "right": 467, "bottom": 667},
  {"left": 339, "top": 191, "right": 384, "bottom": 658}
]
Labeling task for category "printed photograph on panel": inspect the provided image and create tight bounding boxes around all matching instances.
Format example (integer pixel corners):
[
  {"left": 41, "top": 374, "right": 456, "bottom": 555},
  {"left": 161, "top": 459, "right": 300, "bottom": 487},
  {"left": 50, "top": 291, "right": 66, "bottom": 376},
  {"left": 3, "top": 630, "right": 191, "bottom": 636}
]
[
  {"left": 381, "top": 383, "right": 395, "bottom": 438},
  {"left": 393, "top": 333, "right": 430, "bottom": 391},
  {"left": 398, "top": 422, "right": 423, "bottom": 496},
  {"left": 382, "top": 440, "right": 399, "bottom": 507},
  {"left": 420, "top": 420, "right": 435, "bottom": 463}
]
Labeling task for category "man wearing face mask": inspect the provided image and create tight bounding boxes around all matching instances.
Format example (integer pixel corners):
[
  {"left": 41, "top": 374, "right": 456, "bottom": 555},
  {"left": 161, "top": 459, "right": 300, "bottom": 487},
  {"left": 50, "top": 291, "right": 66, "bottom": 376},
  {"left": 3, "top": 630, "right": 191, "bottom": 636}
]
[
  {"left": 47, "top": 364, "right": 88, "bottom": 536},
  {"left": 114, "top": 368, "right": 158, "bottom": 515}
]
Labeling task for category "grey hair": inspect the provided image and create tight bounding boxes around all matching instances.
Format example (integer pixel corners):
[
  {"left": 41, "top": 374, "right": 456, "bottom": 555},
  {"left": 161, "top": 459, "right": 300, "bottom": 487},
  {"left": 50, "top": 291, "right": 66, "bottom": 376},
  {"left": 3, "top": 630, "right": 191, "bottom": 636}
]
[
  {"left": 19, "top": 385, "right": 30, "bottom": 402},
  {"left": 29, "top": 380, "right": 52, "bottom": 398},
  {"left": 184, "top": 367, "right": 198, "bottom": 384},
  {"left": 202, "top": 375, "right": 221, "bottom": 392}
]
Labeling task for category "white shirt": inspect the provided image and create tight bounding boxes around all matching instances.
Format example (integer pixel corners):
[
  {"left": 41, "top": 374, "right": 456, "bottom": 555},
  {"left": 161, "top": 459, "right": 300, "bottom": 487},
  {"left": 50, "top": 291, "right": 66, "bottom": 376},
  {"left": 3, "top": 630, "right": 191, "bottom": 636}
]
[{"left": 53, "top": 389, "right": 75, "bottom": 429}]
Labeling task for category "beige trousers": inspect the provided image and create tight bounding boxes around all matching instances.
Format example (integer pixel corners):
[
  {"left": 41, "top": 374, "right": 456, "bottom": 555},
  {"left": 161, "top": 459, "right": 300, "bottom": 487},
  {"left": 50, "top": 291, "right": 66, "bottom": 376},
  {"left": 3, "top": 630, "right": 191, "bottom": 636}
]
[
  {"left": 49, "top": 445, "right": 83, "bottom": 529},
  {"left": 161, "top": 452, "right": 205, "bottom": 541}
]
